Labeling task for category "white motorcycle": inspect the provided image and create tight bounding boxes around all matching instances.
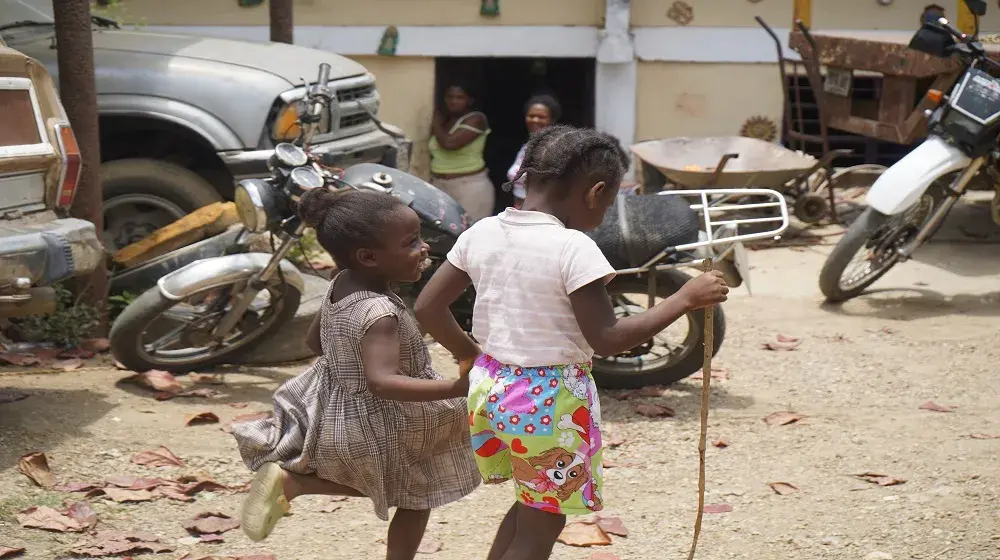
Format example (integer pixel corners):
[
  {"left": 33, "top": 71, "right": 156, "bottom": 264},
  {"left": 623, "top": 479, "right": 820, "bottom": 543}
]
[{"left": 820, "top": 1, "right": 998, "bottom": 302}]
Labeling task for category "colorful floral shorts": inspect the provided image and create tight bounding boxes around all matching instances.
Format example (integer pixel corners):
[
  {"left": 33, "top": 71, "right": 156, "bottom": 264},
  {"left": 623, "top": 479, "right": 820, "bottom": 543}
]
[{"left": 467, "top": 354, "right": 603, "bottom": 516}]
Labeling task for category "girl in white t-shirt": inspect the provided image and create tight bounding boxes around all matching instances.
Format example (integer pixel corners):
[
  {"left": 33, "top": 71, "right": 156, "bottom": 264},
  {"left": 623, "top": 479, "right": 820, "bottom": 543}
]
[{"left": 415, "top": 125, "right": 729, "bottom": 560}]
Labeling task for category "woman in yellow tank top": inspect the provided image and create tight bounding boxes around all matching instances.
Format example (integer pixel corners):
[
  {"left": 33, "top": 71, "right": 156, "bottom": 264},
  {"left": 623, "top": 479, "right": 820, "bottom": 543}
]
[{"left": 429, "top": 84, "right": 495, "bottom": 222}]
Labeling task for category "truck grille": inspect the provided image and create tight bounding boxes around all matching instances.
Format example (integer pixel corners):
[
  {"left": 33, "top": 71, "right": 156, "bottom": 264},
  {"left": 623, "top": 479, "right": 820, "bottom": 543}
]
[
  {"left": 340, "top": 113, "right": 371, "bottom": 129},
  {"left": 337, "top": 84, "right": 375, "bottom": 103}
]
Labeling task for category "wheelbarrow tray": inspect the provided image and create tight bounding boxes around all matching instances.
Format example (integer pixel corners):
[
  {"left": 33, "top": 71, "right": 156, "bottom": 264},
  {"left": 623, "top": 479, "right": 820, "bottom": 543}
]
[{"left": 631, "top": 136, "right": 818, "bottom": 189}]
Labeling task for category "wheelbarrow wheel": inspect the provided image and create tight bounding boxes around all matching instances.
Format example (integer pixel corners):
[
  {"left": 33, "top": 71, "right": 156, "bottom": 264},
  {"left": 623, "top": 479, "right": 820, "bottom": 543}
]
[
  {"left": 591, "top": 270, "right": 726, "bottom": 389},
  {"left": 794, "top": 193, "right": 830, "bottom": 224}
]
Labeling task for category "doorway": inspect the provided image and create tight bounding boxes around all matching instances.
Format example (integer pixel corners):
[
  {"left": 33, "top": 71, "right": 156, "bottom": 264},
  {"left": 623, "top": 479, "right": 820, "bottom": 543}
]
[{"left": 434, "top": 57, "right": 596, "bottom": 211}]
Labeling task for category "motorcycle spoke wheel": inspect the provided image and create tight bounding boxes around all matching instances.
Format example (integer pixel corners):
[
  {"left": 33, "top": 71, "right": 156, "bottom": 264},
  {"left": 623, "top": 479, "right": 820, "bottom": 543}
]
[
  {"left": 136, "top": 286, "right": 286, "bottom": 365},
  {"left": 594, "top": 294, "right": 697, "bottom": 371},
  {"left": 837, "top": 193, "right": 936, "bottom": 293}
]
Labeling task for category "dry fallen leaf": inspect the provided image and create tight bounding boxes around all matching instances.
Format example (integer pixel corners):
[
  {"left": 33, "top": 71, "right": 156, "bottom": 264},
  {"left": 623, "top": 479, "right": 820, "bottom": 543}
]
[
  {"left": 154, "top": 486, "right": 195, "bottom": 502},
  {"left": 0, "top": 353, "right": 40, "bottom": 366},
  {"left": 919, "top": 400, "right": 954, "bottom": 413},
  {"left": 130, "top": 446, "right": 185, "bottom": 467},
  {"left": 602, "top": 458, "right": 617, "bottom": 469},
  {"left": 557, "top": 521, "right": 612, "bottom": 547},
  {"left": 855, "top": 473, "right": 906, "bottom": 487},
  {"left": 70, "top": 530, "right": 172, "bottom": 557},
  {"left": 18, "top": 452, "right": 55, "bottom": 488},
  {"left": 638, "top": 386, "right": 666, "bottom": 397},
  {"left": 16, "top": 503, "right": 95, "bottom": 533},
  {"left": 712, "top": 438, "right": 730, "bottom": 448},
  {"left": 970, "top": 433, "right": 1000, "bottom": 440},
  {"left": 127, "top": 370, "right": 183, "bottom": 394},
  {"left": 103, "top": 488, "right": 155, "bottom": 503},
  {"left": 189, "top": 373, "right": 225, "bottom": 385},
  {"left": 703, "top": 503, "right": 732, "bottom": 514},
  {"left": 762, "top": 341, "right": 799, "bottom": 351},
  {"left": 228, "top": 402, "right": 250, "bottom": 408},
  {"left": 592, "top": 514, "right": 628, "bottom": 537},
  {"left": 589, "top": 554, "right": 621, "bottom": 560},
  {"left": 417, "top": 538, "right": 443, "bottom": 554},
  {"left": 199, "top": 533, "right": 226, "bottom": 543},
  {"left": 185, "top": 411, "right": 220, "bottom": 426},
  {"left": 105, "top": 476, "right": 167, "bottom": 491},
  {"left": 777, "top": 334, "right": 799, "bottom": 343},
  {"left": 50, "top": 358, "right": 84, "bottom": 371},
  {"left": 604, "top": 431, "right": 626, "bottom": 448},
  {"left": 764, "top": 411, "right": 804, "bottom": 427},
  {"left": 633, "top": 403, "right": 675, "bottom": 418},
  {"left": 177, "top": 475, "right": 230, "bottom": 496},
  {"left": 54, "top": 481, "right": 102, "bottom": 493},
  {"left": 0, "top": 547, "right": 25, "bottom": 559},
  {"left": 768, "top": 482, "right": 799, "bottom": 496},
  {"left": 691, "top": 367, "right": 730, "bottom": 381},
  {"left": 183, "top": 512, "right": 241, "bottom": 535}
]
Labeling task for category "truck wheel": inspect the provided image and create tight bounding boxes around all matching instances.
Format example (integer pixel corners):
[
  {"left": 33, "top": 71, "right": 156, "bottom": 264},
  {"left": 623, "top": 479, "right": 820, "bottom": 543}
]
[{"left": 102, "top": 159, "right": 223, "bottom": 252}]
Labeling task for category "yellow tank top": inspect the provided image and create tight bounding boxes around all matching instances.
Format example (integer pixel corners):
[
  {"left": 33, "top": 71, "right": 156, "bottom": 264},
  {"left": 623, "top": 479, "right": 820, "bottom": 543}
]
[{"left": 429, "top": 112, "right": 490, "bottom": 175}]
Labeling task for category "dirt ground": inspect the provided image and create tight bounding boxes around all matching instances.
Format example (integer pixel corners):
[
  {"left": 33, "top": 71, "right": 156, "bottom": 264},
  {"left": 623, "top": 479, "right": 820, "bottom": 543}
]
[{"left": 2, "top": 206, "right": 1000, "bottom": 560}]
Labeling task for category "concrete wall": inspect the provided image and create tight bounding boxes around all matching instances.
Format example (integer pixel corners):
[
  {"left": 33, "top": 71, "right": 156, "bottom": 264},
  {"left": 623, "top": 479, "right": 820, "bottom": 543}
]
[
  {"left": 635, "top": 62, "right": 782, "bottom": 141},
  {"left": 122, "top": 0, "right": 605, "bottom": 26},
  {"left": 348, "top": 56, "right": 435, "bottom": 178}
]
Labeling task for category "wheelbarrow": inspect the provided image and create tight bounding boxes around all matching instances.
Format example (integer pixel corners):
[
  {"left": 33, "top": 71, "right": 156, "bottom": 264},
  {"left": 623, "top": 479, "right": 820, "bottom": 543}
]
[{"left": 632, "top": 136, "right": 869, "bottom": 224}]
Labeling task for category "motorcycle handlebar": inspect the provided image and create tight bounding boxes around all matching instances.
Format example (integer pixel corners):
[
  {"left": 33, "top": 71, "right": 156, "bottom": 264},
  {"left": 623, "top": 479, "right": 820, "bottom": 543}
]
[{"left": 316, "top": 63, "right": 331, "bottom": 87}]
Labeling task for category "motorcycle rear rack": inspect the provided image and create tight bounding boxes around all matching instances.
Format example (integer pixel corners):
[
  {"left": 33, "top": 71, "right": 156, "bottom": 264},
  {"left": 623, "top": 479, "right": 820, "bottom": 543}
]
[{"left": 613, "top": 188, "right": 790, "bottom": 276}]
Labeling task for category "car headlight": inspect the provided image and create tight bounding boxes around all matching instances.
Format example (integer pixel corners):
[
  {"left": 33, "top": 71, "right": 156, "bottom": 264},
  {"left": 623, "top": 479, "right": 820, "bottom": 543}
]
[
  {"left": 234, "top": 179, "right": 278, "bottom": 233},
  {"left": 271, "top": 99, "right": 330, "bottom": 142}
]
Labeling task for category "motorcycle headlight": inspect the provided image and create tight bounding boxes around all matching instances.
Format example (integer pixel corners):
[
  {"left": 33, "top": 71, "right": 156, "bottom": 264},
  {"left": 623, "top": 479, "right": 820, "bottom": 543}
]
[{"left": 234, "top": 179, "right": 279, "bottom": 233}]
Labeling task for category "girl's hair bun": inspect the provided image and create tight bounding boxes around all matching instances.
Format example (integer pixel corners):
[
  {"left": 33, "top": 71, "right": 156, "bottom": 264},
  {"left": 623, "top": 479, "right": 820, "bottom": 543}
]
[{"left": 298, "top": 187, "right": 348, "bottom": 228}]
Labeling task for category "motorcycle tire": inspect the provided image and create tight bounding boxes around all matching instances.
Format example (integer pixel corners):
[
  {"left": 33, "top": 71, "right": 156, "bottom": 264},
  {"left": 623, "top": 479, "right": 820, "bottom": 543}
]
[
  {"left": 591, "top": 270, "right": 725, "bottom": 390},
  {"left": 110, "top": 280, "right": 302, "bottom": 373},
  {"left": 819, "top": 208, "right": 893, "bottom": 303}
]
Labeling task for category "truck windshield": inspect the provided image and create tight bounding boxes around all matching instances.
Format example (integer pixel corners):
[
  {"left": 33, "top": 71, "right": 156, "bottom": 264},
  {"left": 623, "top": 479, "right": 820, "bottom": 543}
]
[{"left": 0, "top": 0, "right": 53, "bottom": 26}]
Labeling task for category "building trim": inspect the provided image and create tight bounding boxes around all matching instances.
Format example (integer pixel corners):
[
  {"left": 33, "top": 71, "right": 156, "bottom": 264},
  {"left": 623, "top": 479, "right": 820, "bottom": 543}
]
[{"left": 145, "top": 24, "right": 915, "bottom": 63}]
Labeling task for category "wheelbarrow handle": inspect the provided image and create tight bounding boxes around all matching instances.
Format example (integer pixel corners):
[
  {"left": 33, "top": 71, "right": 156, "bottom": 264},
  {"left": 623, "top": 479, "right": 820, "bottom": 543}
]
[
  {"left": 755, "top": 16, "right": 784, "bottom": 58},
  {"left": 708, "top": 153, "right": 740, "bottom": 187},
  {"left": 795, "top": 19, "right": 819, "bottom": 54}
]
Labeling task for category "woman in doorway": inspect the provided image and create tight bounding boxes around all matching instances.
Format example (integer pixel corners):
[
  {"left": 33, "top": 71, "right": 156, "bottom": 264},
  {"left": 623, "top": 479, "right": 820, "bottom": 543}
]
[
  {"left": 506, "top": 94, "right": 561, "bottom": 208},
  {"left": 429, "top": 84, "right": 494, "bottom": 222}
]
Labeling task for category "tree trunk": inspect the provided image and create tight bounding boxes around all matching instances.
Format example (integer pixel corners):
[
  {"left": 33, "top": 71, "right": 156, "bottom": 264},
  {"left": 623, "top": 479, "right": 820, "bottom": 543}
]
[
  {"left": 270, "top": 0, "right": 294, "bottom": 44},
  {"left": 53, "top": 0, "right": 108, "bottom": 329}
]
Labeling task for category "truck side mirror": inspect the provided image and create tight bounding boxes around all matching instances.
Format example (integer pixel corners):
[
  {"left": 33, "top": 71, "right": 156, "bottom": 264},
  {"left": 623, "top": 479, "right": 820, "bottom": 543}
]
[{"left": 963, "top": 0, "right": 987, "bottom": 16}]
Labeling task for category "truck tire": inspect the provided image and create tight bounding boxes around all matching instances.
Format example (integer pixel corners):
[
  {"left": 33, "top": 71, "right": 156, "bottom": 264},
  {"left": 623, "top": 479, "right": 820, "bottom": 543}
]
[{"left": 102, "top": 159, "right": 223, "bottom": 250}]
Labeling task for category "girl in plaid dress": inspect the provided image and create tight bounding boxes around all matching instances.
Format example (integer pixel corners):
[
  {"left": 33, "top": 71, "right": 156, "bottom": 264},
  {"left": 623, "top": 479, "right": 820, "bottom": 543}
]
[{"left": 231, "top": 186, "right": 479, "bottom": 559}]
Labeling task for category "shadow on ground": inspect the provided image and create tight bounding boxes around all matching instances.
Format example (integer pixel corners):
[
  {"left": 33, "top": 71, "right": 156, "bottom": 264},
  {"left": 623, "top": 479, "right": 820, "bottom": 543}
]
[
  {"left": 821, "top": 287, "right": 1000, "bottom": 321},
  {"left": 0, "top": 387, "right": 115, "bottom": 473}
]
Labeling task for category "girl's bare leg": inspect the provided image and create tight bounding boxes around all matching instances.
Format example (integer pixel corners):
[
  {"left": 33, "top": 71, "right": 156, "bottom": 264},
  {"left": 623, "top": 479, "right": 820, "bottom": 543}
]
[
  {"left": 486, "top": 502, "right": 519, "bottom": 560},
  {"left": 499, "top": 503, "right": 566, "bottom": 560},
  {"left": 386, "top": 508, "right": 431, "bottom": 560},
  {"left": 282, "top": 470, "right": 366, "bottom": 501}
]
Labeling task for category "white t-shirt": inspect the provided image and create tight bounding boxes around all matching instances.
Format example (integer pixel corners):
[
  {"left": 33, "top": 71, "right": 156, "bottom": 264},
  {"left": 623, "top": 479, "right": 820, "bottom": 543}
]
[{"left": 447, "top": 209, "right": 615, "bottom": 367}]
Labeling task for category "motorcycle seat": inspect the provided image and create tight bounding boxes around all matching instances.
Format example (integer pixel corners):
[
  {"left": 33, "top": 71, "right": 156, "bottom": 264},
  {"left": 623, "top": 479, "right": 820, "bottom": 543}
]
[{"left": 586, "top": 193, "right": 701, "bottom": 270}]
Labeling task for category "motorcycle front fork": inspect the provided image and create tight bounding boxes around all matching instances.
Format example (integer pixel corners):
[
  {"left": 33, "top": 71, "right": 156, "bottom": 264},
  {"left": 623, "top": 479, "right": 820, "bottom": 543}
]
[
  {"left": 897, "top": 156, "right": 986, "bottom": 259},
  {"left": 210, "top": 224, "right": 304, "bottom": 339}
]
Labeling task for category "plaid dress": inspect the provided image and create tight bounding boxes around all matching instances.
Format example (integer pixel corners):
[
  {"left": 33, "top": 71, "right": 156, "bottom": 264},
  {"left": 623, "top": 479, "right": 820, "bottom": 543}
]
[{"left": 232, "top": 281, "right": 479, "bottom": 520}]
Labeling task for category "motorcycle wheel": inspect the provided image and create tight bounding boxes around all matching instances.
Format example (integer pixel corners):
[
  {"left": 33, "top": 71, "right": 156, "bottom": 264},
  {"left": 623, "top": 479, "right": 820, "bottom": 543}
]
[
  {"left": 591, "top": 271, "right": 725, "bottom": 390},
  {"left": 819, "top": 187, "right": 944, "bottom": 303},
  {"left": 110, "top": 280, "right": 302, "bottom": 373}
]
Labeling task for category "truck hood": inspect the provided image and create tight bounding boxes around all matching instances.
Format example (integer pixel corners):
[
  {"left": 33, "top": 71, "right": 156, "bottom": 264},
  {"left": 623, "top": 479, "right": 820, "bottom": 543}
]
[{"left": 91, "top": 29, "right": 367, "bottom": 86}]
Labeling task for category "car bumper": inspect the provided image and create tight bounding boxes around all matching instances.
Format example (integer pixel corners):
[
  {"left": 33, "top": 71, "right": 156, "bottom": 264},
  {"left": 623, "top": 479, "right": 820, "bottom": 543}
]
[
  {"left": 219, "top": 127, "right": 412, "bottom": 180},
  {"left": 0, "top": 215, "right": 104, "bottom": 288}
]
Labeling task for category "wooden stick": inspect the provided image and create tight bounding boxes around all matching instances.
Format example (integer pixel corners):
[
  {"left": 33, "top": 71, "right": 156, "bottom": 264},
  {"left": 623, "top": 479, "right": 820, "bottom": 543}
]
[{"left": 686, "top": 258, "right": 715, "bottom": 560}]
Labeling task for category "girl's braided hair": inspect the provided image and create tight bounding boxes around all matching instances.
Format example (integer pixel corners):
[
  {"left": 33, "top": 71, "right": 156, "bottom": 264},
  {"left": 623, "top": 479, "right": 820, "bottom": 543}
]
[
  {"left": 298, "top": 187, "right": 405, "bottom": 266},
  {"left": 504, "top": 125, "right": 629, "bottom": 197}
]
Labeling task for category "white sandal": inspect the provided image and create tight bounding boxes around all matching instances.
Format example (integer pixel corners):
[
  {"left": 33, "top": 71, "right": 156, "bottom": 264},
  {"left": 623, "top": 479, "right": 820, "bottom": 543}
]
[{"left": 241, "top": 462, "right": 291, "bottom": 541}]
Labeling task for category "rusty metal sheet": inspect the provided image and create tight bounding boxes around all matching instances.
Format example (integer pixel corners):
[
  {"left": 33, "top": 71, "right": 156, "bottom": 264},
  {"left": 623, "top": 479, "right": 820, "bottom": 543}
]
[{"left": 789, "top": 31, "right": 963, "bottom": 78}]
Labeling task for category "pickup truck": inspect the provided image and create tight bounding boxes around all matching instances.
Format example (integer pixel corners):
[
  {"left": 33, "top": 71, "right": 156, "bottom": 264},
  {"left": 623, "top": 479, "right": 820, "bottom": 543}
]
[
  {"left": 0, "top": 0, "right": 411, "bottom": 252},
  {"left": 0, "top": 43, "right": 103, "bottom": 318}
]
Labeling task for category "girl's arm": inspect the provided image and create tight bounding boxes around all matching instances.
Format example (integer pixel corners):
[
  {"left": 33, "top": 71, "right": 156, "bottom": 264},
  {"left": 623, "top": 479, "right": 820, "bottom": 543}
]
[
  {"left": 307, "top": 313, "right": 322, "bottom": 356},
  {"left": 432, "top": 113, "right": 487, "bottom": 151},
  {"left": 569, "top": 271, "right": 729, "bottom": 357},
  {"left": 413, "top": 262, "right": 481, "bottom": 363},
  {"left": 362, "top": 316, "right": 468, "bottom": 401}
]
